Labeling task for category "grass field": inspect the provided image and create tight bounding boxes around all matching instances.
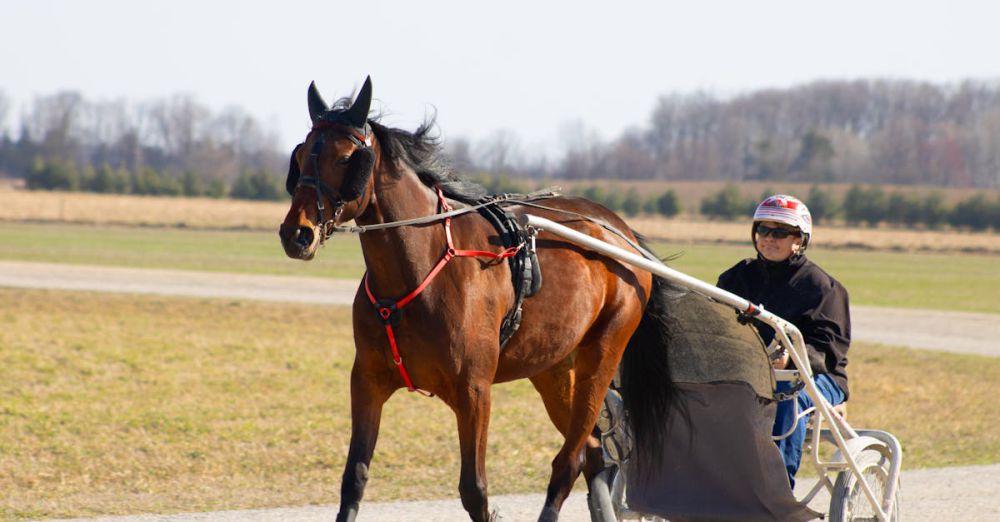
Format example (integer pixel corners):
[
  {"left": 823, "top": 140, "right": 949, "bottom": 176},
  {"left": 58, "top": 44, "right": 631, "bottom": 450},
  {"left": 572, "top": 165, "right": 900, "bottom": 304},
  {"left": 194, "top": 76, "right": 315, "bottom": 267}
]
[
  {"left": 1, "top": 187, "right": 998, "bottom": 519},
  {"left": 1, "top": 289, "right": 998, "bottom": 520},
  {"left": 1, "top": 221, "right": 998, "bottom": 314}
]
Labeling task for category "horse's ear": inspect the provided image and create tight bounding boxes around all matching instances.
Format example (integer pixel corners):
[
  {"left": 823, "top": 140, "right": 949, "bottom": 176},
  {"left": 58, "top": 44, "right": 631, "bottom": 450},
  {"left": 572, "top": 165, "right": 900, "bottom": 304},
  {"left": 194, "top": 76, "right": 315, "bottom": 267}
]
[
  {"left": 285, "top": 143, "right": 303, "bottom": 196},
  {"left": 308, "top": 81, "right": 328, "bottom": 122},
  {"left": 345, "top": 76, "right": 372, "bottom": 128},
  {"left": 340, "top": 147, "right": 375, "bottom": 201}
]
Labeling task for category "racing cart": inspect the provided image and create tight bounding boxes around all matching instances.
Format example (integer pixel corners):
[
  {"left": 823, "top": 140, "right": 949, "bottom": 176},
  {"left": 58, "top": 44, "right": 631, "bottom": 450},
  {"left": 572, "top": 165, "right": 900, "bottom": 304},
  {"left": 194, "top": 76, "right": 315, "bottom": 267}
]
[{"left": 521, "top": 215, "right": 902, "bottom": 522}]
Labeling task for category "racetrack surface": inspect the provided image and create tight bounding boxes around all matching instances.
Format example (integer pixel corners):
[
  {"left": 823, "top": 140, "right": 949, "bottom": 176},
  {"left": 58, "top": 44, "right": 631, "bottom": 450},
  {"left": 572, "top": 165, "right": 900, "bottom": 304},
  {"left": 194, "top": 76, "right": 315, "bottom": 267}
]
[
  {"left": 3, "top": 260, "right": 998, "bottom": 521},
  {"left": 33, "top": 464, "right": 1000, "bottom": 521},
  {"left": 2, "top": 260, "right": 997, "bottom": 358}
]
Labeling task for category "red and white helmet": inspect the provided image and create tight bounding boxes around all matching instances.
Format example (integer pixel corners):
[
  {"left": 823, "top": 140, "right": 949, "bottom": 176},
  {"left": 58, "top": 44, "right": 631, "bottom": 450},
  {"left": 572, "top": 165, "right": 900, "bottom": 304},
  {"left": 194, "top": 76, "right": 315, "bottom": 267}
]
[{"left": 753, "top": 194, "right": 812, "bottom": 250}]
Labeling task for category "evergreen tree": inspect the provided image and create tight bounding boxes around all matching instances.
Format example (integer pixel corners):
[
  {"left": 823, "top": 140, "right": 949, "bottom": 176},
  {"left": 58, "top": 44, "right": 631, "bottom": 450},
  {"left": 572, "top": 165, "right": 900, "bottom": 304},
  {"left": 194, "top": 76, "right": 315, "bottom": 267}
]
[
  {"left": 655, "top": 190, "right": 681, "bottom": 218},
  {"left": 921, "top": 191, "right": 949, "bottom": 229},
  {"left": 231, "top": 169, "right": 282, "bottom": 201},
  {"left": 182, "top": 170, "right": 205, "bottom": 197},
  {"left": 700, "top": 184, "right": 752, "bottom": 220},
  {"left": 805, "top": 185, "right": 838, "bottom": 224},
  {"left": 621, "top": 188, "right": 643, "bottom": 216}
]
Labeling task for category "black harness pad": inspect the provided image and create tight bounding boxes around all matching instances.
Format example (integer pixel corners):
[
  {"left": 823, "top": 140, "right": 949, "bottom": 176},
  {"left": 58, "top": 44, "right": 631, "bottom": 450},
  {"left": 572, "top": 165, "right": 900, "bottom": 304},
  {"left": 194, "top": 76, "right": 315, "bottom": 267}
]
[{"left": 474, "top": 199, "right": 541, "bottom": 348}]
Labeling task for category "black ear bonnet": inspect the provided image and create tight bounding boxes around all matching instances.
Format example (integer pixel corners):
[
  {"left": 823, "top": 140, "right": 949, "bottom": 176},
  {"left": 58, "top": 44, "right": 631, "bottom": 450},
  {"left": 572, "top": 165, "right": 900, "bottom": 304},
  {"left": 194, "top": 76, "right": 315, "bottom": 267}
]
[
  {"left": 286, "top": 143, "right": 303, "bottom": 196},
  {"left": 341, "top": 147, "right": 375, "bottom": 201},
  {"left": 286, "top": 143, "right": 374, "bottom": 201},
  {"left": 287, "top": 77, "right": 375, "bottom": 201}
]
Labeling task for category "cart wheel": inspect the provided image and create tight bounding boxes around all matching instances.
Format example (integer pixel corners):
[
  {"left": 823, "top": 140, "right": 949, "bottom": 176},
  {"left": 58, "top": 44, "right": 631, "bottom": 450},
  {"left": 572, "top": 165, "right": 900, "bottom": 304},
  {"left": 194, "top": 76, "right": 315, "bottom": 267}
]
[{"left": 829, "top": 447, "right": 900, "bottom": 522}]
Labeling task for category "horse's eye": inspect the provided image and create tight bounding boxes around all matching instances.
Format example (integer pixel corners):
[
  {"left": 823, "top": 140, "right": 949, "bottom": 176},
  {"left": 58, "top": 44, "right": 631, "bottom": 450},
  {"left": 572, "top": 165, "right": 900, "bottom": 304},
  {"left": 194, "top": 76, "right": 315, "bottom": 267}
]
[{"left": 336, "top": 156, "right": 351, "bottom": 166}]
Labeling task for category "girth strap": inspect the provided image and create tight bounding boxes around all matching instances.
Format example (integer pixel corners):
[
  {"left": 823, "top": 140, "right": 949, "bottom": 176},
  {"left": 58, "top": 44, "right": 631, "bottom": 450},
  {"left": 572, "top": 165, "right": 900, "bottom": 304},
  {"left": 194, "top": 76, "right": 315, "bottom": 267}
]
[{"left": 363, "top": 187, "right": 523, "bottom": 395}]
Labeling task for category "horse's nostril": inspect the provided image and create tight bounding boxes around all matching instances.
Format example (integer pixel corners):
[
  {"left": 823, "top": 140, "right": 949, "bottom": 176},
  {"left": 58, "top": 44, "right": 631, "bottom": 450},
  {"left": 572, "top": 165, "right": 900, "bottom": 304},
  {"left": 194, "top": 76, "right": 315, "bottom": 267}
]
[{"left": 296, "top": 226, "right": 314, "bottom": 247}]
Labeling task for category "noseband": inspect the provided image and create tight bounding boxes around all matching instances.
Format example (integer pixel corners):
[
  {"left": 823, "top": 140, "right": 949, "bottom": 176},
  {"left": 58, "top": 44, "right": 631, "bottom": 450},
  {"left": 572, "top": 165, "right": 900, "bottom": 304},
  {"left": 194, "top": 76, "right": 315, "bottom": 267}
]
[{"left": 294, "top": 121, "right": 371, "bottom": 244}]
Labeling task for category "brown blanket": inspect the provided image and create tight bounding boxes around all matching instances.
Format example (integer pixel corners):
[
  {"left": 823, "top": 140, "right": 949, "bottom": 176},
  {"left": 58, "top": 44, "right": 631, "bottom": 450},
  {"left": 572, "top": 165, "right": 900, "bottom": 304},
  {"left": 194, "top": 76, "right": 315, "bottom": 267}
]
[
  {"left": 664, "top": 291, "right": 774, "bottom": 399},
  {"left": 624, "top": 292, "right": 818, "bottom": 521}
]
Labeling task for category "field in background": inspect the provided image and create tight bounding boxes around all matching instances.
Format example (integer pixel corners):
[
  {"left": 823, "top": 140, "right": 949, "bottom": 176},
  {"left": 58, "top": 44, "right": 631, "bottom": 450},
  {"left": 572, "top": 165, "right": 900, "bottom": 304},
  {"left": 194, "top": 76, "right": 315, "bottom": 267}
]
[
  {"left": 2, "top": 289, "right": 997, "bottom": 520},
  {"left": 2, "top": 186, "right": 998, "bottom": 254},
  {"left": 1, "top": 184, "right": 998, "bottom": 518},
  {"left": 553, "top": 179, "right": 994, "bottom": 208},
  {"left": 1, "top": 221, "right": 998, "bottom": 314}
]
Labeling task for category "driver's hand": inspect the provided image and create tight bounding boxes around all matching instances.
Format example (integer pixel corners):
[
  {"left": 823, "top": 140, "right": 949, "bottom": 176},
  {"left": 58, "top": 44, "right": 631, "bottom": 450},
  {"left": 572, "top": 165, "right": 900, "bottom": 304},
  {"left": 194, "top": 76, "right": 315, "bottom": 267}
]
[{"left": 772, "top": 350, "right": 790, "bottom": 369}]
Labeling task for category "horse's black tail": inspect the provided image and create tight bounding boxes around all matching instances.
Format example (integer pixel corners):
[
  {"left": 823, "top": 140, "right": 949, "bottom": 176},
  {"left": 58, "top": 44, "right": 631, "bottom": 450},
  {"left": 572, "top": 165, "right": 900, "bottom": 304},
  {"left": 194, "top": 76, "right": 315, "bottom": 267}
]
[{"left": 620, "top": 273, "right": 684, "bottom": 470}]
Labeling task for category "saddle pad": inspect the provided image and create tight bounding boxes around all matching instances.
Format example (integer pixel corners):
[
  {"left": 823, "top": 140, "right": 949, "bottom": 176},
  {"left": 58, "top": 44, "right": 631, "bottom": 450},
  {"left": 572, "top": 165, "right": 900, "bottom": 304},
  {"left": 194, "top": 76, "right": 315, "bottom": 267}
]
[{"left": 664, "top": 291, "right": 774, "bottom": 400}]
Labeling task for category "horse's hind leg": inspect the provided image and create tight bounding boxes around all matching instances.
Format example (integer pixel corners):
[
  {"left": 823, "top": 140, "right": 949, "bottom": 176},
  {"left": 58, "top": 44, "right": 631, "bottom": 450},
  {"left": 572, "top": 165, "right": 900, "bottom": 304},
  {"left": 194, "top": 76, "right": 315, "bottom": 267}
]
[
  {"left": 450, "top": 379, "right": 494, "bottom": 522},
  {"left": 336, "top": 366, "right": 394, "bottom": 522},
  {"left": 529, "top": 364, "right": 611, "bottom": 522}
]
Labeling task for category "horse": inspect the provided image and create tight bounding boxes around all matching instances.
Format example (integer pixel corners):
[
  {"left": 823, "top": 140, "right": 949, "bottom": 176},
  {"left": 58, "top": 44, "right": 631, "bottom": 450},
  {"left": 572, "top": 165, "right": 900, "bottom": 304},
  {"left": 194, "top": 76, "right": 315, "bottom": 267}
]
[{"left": 278, "top": 77, "right": 677, "bottom": 522}]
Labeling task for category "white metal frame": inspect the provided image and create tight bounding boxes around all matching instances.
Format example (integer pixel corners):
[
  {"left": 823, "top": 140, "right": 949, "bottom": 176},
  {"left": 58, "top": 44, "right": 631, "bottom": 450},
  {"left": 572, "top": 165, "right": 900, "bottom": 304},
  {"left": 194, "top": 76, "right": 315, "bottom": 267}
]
[{"left": 521, "top": 215, "right": 901, "bottom": 522}]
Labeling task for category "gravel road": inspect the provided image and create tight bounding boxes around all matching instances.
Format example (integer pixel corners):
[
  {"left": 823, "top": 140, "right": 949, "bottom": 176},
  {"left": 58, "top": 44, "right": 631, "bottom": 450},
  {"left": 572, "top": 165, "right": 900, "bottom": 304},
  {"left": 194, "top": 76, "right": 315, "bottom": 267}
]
[
  {"left": 2, "top": 260, "right": 997, "bottom": 357},
  {"left": 4, "top": 260, "right": 999, "bottom": 521},
  {"left": 40, "top": 464, "right": 1000, "bottom": 521}
]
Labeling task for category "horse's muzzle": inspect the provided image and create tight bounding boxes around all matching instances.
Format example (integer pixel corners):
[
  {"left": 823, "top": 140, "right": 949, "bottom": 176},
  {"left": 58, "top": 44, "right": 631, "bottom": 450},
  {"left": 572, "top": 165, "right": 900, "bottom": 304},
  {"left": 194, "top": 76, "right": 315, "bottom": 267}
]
[{"left": 279, "top": 224, "right": 317, "bottom": 259}]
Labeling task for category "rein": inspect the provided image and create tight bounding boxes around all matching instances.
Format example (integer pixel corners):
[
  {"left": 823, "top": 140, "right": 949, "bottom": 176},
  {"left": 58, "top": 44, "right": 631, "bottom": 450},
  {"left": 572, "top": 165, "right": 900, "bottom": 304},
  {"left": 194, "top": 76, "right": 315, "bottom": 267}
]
[
  {"left": 364, "top": 187, "right": 524, "bottom": 395},
  {"left": 326, "top": 189, "right": 560, "bottom": 236}
]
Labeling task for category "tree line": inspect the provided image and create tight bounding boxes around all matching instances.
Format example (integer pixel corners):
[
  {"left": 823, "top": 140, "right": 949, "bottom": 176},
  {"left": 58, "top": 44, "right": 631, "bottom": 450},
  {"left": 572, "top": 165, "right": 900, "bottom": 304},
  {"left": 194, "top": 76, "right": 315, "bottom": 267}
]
[
  {"left": 5, "top": 79, "right": 1000, "bottom": 202},
  {"left": 547, "top": 79, "right": 1000, "bottom": 189},
  {"left": 0, "top": 90, "right": 285, "bottom": 200},
  {"left": 698, "top": 184, "right": 1000, "bottom": 231},
  {"left": 24, "top": 157, "right": 283, "bottom": 200},
  {"left": 474, "top": 174, "right": 999, "bottom": 230}
]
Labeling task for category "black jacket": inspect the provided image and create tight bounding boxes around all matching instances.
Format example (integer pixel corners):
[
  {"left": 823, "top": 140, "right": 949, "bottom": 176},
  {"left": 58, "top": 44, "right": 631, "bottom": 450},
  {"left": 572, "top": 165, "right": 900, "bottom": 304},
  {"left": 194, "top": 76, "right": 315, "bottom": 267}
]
[{"left": 717, "top": 254, "right": 851, "bottom": 399}]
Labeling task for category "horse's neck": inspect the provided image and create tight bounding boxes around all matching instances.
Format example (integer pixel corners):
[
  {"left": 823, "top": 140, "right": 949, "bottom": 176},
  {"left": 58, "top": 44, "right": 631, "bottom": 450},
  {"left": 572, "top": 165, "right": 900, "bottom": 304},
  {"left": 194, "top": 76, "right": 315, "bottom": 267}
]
[{"left": 357, "top": 166, "right": 446, "bottom": 296}]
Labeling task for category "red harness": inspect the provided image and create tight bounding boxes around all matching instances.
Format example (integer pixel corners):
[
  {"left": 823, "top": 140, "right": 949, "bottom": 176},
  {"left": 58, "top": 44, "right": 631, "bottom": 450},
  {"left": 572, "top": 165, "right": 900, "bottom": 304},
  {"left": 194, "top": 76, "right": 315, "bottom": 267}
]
[{"left": 363, "top": 187, "right": 523, "bottom": 395}]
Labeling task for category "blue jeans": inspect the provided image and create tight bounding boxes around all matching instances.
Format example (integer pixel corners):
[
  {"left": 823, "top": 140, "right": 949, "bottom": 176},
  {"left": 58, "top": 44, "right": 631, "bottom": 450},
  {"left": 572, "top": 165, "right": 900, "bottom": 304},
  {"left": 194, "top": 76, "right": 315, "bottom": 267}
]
[{"left": 773, "top": 373, "right": 846, "bottom": 488}]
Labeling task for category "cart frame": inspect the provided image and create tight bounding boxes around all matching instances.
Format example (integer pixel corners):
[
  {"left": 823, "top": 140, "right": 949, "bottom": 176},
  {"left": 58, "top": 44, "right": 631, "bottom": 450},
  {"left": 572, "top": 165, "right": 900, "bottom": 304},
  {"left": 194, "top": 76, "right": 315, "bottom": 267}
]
[{"left": 521, "top": 215, "right": 902, "bottom": 522}]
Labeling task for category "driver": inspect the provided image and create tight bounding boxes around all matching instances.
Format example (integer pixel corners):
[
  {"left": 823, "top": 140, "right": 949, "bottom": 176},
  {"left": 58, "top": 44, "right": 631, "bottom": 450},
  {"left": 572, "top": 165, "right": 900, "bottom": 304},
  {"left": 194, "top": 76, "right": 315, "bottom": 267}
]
[{"left": 716, "top": 194, "right": 851, "bottom": 489}]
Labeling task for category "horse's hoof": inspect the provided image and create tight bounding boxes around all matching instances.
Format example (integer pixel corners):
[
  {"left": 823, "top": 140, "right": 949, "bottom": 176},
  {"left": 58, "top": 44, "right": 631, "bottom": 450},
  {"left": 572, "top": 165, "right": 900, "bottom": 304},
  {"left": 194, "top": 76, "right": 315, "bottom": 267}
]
[
  {"left": 537, "top": 505, "right": 559, "bottom": 522},
  {"left": 489, "top": 508, "right": 504, "bottom": 521}
]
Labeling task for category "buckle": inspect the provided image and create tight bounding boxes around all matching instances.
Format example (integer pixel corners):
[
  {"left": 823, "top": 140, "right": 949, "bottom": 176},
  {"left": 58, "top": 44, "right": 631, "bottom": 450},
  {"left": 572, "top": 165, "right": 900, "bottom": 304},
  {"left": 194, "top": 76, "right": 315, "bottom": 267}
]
[{"left": 374, "top": 299, "right": 402, "bottom": 326}]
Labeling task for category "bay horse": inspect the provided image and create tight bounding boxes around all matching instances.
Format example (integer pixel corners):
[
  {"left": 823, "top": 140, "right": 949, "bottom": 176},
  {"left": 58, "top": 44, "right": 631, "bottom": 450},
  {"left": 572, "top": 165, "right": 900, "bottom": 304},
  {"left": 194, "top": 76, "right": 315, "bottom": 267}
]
[{"left": 279, "top": 77, "right": 677, "bottom": 522}]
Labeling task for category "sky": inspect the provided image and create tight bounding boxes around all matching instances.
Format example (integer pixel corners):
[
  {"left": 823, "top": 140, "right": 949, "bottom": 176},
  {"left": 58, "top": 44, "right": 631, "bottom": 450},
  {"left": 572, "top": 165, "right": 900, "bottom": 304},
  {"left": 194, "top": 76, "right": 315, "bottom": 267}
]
[{"left": 3, "top": 0, "right": 1000, "bottom": 161}]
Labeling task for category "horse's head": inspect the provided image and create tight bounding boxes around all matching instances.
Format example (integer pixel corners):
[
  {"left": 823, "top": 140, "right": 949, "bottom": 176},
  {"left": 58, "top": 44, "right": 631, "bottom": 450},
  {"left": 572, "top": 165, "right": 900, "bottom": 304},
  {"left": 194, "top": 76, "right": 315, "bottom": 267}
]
[{"left": 279, "top": 77, "right": 377, "bottom": 260}]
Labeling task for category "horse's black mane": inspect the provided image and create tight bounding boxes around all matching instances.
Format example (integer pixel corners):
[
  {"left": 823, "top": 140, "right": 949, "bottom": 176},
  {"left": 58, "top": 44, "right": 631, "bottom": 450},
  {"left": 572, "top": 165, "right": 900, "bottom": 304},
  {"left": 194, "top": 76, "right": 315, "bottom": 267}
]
[
  {"left": 324, "top": 95, "right": 486, "bottom": 203},
  {"left": 368, "top": 119, "right": 488, "bottom": 204}
]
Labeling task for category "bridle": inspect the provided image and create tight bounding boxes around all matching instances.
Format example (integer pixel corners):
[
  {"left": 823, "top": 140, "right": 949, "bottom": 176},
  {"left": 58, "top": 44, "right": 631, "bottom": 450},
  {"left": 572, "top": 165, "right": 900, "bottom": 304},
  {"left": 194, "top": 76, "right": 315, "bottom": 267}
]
[{"left": 293, "top": 120, "right": 372, "bottom": 245}]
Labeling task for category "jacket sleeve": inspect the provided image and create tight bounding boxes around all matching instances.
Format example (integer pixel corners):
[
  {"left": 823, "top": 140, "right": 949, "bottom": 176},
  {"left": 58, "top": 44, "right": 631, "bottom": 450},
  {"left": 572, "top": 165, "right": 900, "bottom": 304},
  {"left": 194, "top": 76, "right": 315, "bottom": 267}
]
[
  {"left": 797, "top": 280, "right": 851, "bottom": 376},
  {"left": 716, "top": 262, "right": 743, "bottom": 295}
]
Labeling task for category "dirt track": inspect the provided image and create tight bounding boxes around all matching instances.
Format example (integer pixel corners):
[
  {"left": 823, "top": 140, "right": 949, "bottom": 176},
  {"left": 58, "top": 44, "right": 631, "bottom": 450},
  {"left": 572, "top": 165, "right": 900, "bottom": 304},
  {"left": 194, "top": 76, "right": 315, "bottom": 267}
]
[
  {"left": 4, "top": 260, "right": 999, "bottom": 521},
  {"left": 2, "top": 260, "right": 997, "bottom": 358},
  {"left": 39, "top": 464, "right": 1000, "bottom": 521}
]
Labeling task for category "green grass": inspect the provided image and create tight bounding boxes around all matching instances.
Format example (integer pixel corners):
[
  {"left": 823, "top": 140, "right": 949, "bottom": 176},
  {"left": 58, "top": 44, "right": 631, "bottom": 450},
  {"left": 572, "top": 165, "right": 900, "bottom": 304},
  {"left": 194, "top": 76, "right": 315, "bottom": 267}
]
[
  {"left": 1, "top": 222, "right": 998, "bottom": 314},
  {"left": 0, "top": 222, "right": 364, "bottom": 279},
  {"left": 0, "top": 289, "right": 997, "bottom": 520},
  {"left": 0, "top": 290, "right": 565, "bottom": 520},
  {"left": 649, "top": 241, "right": 1000, "bottom": 314}
]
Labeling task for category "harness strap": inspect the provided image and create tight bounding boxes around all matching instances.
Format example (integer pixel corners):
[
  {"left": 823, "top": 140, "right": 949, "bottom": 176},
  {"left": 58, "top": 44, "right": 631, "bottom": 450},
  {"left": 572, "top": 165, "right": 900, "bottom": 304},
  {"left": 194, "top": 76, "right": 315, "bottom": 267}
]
[{"left": 363, "top": 187, "right": 523, "bottom": 395}]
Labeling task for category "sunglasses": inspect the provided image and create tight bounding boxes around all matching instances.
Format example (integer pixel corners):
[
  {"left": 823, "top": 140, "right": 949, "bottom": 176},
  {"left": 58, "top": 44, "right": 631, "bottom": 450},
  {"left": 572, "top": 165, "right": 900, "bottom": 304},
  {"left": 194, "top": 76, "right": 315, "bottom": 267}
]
[{"left": 756, "top": 224, "right": 800, "bottom": 239}]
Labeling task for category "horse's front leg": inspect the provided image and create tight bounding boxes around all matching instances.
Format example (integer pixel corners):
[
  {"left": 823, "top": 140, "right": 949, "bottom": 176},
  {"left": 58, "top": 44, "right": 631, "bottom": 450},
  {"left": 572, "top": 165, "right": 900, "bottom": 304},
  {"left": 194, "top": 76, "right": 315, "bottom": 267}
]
[
  {"left": 452, "top": 380, "right": 494, "bottom": 522},
  {"left": 336, "top": 363, "right": 394, "bottom": 522}
]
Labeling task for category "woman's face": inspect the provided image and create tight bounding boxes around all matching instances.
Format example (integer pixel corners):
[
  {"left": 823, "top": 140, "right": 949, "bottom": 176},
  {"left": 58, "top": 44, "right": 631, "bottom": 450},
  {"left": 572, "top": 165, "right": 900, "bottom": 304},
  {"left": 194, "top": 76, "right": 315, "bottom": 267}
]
[{"left": 755, "top": 220, "right": 803, "bottom": 262}]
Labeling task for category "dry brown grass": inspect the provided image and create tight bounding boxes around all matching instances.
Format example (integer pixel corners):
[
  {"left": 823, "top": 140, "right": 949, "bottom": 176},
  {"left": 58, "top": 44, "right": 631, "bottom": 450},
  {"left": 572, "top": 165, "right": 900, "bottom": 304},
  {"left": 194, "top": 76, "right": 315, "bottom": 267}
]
[
  {"left": 629, "top": 217, "right": 1000, "bottom": 254},
  {"left": 1, "top": 186, "right": 997, "bottom": 254},
  {"left": 0, "top": 290, "right": 564, "bottom": 520},
  {"left": 0, "top": 187, "right": 286, "bottom": 230},
  {"left": 1, "top": 289, "right": 998, "bottom": 519}
]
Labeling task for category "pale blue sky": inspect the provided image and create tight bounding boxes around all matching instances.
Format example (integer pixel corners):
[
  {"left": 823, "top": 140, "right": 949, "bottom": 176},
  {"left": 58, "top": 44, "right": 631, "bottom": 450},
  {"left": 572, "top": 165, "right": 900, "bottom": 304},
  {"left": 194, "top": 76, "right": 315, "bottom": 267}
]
[{"left": 3, "top": 0, "right": 998, "bottom": 159}]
